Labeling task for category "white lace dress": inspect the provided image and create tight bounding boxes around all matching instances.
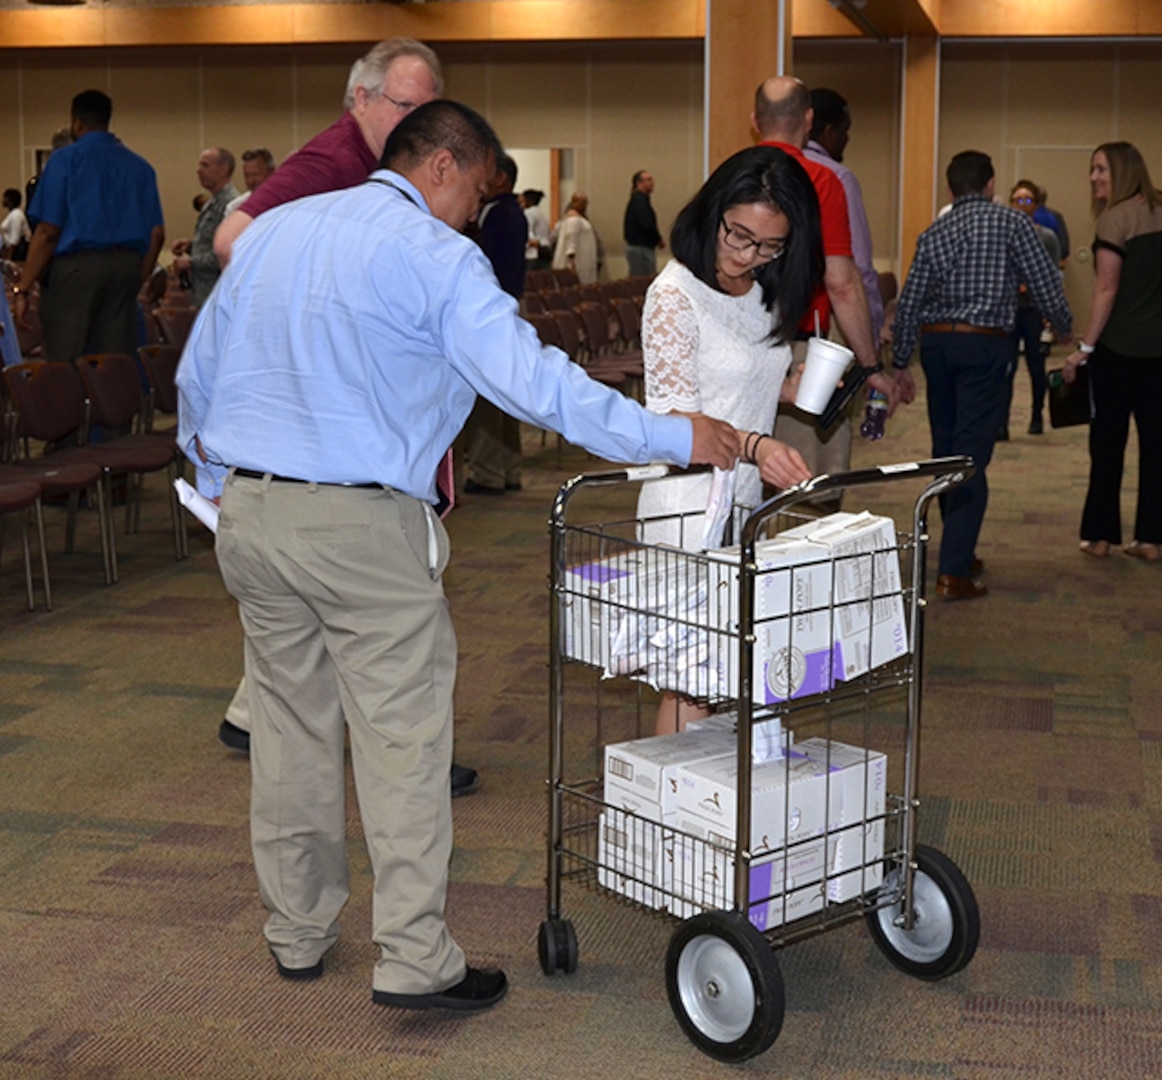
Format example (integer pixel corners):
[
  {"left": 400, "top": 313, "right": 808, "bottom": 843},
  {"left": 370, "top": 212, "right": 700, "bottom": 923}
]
[{"left": 636, "top": 260, "right": 792, "bottom": 550}]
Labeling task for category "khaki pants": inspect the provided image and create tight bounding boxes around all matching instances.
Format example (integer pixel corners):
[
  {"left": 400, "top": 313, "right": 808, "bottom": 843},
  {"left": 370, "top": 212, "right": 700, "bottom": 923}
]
[
  {"left": 464, "top": 397, "right": 522, "bottom": 490},
  {"left": 216, "top": 472, "right": 466, "bottom": 994}
]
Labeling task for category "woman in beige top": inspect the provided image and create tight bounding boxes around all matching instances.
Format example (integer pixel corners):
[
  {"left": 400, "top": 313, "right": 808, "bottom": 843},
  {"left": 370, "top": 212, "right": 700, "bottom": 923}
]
[{"left": 1063, "top": 141, "right": 1162, "bottom": 562}]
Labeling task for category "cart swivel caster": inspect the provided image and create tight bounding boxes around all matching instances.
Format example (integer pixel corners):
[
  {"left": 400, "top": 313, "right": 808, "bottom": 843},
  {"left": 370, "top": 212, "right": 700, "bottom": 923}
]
[
  {"left": 665, "top": 911, "right": 785, "bottom": 1063},
  {"left": 866, "top": 844, "right": 980, "bottom": 980},
  {"left": 538, "top": 918, "right": 578, "bottom": 975}
]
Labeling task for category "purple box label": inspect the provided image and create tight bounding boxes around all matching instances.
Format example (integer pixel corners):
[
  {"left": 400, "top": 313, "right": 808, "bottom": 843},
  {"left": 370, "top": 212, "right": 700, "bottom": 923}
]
[
  {"left": 574, "top": 562, "right": 632, "bottom": 585},
  {"left": 762, "top": 642, "right": 842, "bottom": 703}
]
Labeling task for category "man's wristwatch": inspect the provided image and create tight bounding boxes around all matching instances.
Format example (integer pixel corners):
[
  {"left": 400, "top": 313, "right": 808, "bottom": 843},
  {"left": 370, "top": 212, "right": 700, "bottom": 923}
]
[{"left": 1077, "top": 341, "right": 1096, "bottom": 354}]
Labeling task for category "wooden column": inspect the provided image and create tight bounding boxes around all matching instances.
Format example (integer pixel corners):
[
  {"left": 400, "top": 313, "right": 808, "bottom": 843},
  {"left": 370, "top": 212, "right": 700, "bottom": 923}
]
[
  {"left": 898, "top": 33, "right": 940, "bottom": 280},
  {"left": 705, "top": 0, "right": 790, "bottom": 176}
]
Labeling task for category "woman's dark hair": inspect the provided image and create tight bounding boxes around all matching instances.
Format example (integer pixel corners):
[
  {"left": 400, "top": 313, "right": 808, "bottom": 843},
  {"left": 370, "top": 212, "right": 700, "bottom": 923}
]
[
  {"left": 3, "top": 188, "right": 20, "bottom": 210},
  {"left": 669, "top": 145, "right": 822, "bottom": 343}
]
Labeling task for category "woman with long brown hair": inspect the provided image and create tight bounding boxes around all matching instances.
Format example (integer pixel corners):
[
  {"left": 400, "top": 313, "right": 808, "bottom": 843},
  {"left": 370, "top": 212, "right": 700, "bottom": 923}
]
[{"left": 1063, "top": 142, "right": 1162, "bottom": 562}]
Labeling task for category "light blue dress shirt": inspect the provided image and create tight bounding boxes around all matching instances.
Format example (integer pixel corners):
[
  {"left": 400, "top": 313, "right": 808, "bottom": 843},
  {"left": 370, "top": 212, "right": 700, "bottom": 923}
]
[{"left": 177, "top": 169, "right": 692, "bottom": 503}]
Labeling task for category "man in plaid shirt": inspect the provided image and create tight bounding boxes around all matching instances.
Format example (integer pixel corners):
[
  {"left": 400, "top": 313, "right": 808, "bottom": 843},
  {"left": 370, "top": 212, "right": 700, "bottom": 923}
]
[{"left": 892, "top": 150, "right": 1071, "bottom": 600}]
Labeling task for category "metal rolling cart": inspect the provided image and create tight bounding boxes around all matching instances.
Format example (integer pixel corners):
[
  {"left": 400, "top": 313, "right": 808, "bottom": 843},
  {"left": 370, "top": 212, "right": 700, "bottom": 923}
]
[{"left": 537, "top": 456, "right": 982, "bottom": 1064}]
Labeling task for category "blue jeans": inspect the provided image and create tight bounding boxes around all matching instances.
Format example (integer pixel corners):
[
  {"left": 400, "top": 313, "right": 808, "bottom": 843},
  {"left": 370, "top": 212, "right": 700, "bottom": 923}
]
[{"left": 921, "top": 332, "right": 1016, "bottom": 577}]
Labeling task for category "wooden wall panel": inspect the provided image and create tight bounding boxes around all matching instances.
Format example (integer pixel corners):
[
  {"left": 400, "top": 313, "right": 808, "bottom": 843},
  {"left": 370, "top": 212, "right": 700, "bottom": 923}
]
[
  {"left": 706, "top": 0, "right": 784, "bottom": 173},
  {"left": 940, "top": 0, "right": 1148, "bottom": 37}
]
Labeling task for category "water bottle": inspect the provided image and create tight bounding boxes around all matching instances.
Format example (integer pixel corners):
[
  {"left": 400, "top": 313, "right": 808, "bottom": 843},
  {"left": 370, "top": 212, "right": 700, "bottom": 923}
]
[{"left": 861, "top": 388, "right": 888, "bottom": 440}]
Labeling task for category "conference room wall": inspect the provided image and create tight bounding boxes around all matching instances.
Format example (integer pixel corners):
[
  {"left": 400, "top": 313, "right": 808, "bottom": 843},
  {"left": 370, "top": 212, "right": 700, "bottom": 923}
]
[
  {"left": 1, "top": 39, "right": 1158, "bottom": 298},
  {"left": 939, "top": 40, "right": 1162, "bottom": 334},
  {"left": 0, "top": 41, "right": 706, "bottom": 281}
]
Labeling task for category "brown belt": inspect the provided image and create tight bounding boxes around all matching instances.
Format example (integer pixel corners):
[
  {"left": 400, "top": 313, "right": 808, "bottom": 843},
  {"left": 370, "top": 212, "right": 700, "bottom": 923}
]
[{"left": 921, "top": 322, "right": 1006, "bottom": 337}]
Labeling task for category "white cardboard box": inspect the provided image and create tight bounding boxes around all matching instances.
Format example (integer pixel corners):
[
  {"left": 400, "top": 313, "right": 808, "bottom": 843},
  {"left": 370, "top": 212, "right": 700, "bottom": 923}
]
[
  {"left": 704, "top": 536, "right": 840, "bottom": 704},
  {"left": 665, "top": 821, "right": 826, "bottom": 929},
  {"left": 674, "top": 752, "right": 832, "bottom": 852},
  {"left": 777, "top": 512, "right": 909, "bottom": 681},
  {"left": 797, "top": 737, "right": 887, "bottom": 901},
  {"left": 603, "top": 729, "right": 736, "bottom": 820},
  {"left": 561, "top": 551, "right": 645, "bottom": 671},
  {"left": 596, "top": 808, "right": 669, "bottom": 909}
]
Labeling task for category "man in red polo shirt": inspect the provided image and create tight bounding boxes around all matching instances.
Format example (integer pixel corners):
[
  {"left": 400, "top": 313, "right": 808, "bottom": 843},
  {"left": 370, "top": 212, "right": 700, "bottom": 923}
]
[{"left": 752, "top": 77, "right": 910, "bottom": 504}]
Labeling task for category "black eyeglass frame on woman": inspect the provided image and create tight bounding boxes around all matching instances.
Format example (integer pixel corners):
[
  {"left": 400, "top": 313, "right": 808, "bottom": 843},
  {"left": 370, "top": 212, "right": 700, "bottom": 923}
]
[{"left": 719, "top": 216, "right": 788, "bottom": 261}]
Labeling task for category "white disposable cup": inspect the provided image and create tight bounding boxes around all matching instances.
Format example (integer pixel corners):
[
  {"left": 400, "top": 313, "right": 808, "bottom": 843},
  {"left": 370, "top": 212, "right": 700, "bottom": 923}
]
[{"left": 794, "top": 336, "right": 855, "bottom": 414}]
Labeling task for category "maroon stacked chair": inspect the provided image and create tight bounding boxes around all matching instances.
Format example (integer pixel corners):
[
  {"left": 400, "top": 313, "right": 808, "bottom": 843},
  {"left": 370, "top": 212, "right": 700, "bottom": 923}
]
[
  {"left": 3, "top": 362, "right": 114, "bottom": 587},
  {"left": 75, "top": 353, "right": 187, "bottom": 562},
  {"left": 0, "top": 472, "right": 49, "bottom": 610}
]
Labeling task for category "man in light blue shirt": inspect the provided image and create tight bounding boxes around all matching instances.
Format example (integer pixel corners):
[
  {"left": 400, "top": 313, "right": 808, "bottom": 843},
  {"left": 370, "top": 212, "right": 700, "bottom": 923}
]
[{"left": 178, "top": 100, "right": 737, "bottom": 1014}]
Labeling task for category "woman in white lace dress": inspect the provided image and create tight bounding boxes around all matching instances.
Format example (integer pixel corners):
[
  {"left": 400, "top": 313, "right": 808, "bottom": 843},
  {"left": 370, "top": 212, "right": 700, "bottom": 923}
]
[
  {"left": 637, "top": 146, "right": 822, "bottom": 546},
  {"left": 635, "top": 145, "right": 824, "bottom": 732}
]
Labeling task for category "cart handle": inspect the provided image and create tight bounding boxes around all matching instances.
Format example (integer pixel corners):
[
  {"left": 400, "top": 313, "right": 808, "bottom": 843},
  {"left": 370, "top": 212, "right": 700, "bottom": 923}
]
[
  {"left": 549, "top": 463, "right": 711, "bottom": 525},
  {"left": 549, "top": 457, "right": 973, "bottom": 533},
  {"left": 739, "top": 456, "right": 975, "bottom": 547}
]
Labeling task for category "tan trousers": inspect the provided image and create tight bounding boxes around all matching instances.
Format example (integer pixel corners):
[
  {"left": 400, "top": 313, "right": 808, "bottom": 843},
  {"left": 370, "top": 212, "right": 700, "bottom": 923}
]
[
  {"left": 216, "top": 472, "right": 466, "bottom": 994},
  {"left": 225, "top": 675, "right": 249, "bottom": 729},
  {"left": 464, "top": 397, "right": 522, "bottom": 490},
  {"left": 775, "top": 340, "right": 854, "bottom": 511}
]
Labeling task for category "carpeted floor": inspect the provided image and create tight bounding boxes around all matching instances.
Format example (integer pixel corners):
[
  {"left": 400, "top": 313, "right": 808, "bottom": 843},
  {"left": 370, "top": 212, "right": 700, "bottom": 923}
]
[{"left": 0, "top": 361, "right": 1159, "bottom": 1079}]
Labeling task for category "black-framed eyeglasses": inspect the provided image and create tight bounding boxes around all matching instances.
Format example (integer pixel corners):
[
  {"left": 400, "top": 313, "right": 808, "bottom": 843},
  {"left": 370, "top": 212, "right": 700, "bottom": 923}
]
[
  {"left": 720, "top": 218, "right": 787, "bottom": 260},
  {"left": 371, "top": 89, "right": 421, "bottom": 114}
]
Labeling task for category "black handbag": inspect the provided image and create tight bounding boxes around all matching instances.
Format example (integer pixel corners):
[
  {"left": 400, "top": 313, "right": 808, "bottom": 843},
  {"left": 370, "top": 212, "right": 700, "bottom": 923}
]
[{"left": 1046, "top": 364, "right": 1093, "bottom": 428}]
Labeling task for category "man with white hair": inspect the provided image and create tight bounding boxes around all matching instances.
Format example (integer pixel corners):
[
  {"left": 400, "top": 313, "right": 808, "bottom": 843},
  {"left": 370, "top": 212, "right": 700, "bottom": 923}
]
[
  {"left": 212, "top": 37, "right": 442, "bottom": 265},
  {"left": 209, "top": 39, "right": 483, "bottom": 797}
]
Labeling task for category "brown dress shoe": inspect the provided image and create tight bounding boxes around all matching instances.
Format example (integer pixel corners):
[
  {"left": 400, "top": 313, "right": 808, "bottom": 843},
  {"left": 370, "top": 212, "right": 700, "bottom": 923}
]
[{"left": 935, "top": 574, "right": 988, "bottom": 600}]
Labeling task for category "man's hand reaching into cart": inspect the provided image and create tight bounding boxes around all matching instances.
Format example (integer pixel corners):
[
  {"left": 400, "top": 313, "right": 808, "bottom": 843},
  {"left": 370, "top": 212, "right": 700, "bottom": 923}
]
[{"left": 686, "top": 413, "right": 742, "bottom": 470}]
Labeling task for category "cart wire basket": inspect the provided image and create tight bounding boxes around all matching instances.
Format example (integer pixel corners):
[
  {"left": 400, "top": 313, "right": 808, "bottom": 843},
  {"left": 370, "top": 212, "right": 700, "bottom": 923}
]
[{"left": 537, "top": 456, "right": 981, "bottom": 1063}]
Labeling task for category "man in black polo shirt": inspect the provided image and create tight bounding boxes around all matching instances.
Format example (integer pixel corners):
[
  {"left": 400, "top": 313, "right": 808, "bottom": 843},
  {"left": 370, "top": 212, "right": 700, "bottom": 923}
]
[{"left": 623, "top": 169, "right": 664, "bottom": 277}]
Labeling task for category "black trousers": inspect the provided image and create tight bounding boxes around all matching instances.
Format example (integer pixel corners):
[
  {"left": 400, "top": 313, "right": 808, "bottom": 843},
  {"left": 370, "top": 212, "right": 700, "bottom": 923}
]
[
  {"left": 1006, "top": 305, "right": 1048, "bottom": 426},
  {"left": 40, "top": 249, "right": 141, "bottom": 366},
  {"left": 1080, "top": 345, "right": 1162, "bottom": 545}
]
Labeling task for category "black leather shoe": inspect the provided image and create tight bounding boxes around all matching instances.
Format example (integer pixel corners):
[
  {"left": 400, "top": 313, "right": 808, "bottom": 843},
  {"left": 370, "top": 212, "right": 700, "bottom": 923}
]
[
  {"left": 935, "top": 574, "right": 988, "bottom": 600},
  {"left": 275, "top": 957, "right": 324, "bottom": 981},
  {"left": 219, "top": 719, "right": 251, "bottom": 754},
  {"left": 372, "top": 967, "right": 508, "bottom": 1012},
  {"left": 1028, "top": 418, "right": 1044, "bottom": 435},
  {"left": 451, "top": 762, "right": 480, "bottom": 798},
  {"left": 464, "top": 479, "right": 506, "bottom": 496}
]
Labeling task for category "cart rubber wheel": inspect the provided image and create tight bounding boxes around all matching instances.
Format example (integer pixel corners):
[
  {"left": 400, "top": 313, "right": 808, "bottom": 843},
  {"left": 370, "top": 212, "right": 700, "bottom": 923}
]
[
  {"left": 538, "top": 918, "right": 578, "bottom": 976},
  {"left": 866, "top": 844, "right": 980, "bottom": 980},
  {"left": 665, "top": 911, "right": 784, "bottom": 1063}
]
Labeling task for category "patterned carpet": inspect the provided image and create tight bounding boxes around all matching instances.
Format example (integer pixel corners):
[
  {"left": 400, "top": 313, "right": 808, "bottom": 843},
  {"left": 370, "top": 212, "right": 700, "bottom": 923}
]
[{"left": 0, "top": 363, "right": 1160, "bottom": 1078}]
